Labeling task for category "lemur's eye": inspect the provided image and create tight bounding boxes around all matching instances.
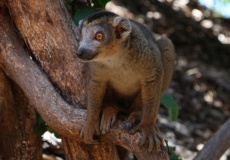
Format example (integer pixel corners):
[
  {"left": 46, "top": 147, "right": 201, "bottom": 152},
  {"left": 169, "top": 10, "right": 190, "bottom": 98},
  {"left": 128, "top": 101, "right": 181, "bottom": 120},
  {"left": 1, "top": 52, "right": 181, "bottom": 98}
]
[{"left": 95, "top": 32, "right": 103, "bottom": 40}]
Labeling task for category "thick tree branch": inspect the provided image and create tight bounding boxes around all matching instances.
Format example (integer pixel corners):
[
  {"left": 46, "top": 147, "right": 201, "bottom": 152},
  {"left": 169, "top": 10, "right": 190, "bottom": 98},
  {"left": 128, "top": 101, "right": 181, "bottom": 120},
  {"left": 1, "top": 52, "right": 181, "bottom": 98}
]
[
  {"left": 0, "top": 10, "right": 168, "bottom": 159},
  {"left": 194, "top": 118, "right": 230, "bottom": 160},
  {"left": 4, "top": 0, "right": 86, "bottom": 106},
  {"left": 62, "top": 138, "right": 120, "bottom": 160}
]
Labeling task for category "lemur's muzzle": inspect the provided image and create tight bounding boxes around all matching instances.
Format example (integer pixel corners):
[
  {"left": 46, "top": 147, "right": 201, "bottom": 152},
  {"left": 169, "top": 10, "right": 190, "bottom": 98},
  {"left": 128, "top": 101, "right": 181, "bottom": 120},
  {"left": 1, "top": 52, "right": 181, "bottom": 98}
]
[{"left": 76, "top": 48, "right": 97, "bottom": 61}]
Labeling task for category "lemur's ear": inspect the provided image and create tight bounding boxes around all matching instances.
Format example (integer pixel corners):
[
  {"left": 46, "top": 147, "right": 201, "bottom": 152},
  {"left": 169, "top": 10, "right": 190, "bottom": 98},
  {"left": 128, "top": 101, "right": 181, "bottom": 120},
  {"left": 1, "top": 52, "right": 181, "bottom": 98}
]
[{"left": 112, "top": 16, "right": 131, "bottom": 39}]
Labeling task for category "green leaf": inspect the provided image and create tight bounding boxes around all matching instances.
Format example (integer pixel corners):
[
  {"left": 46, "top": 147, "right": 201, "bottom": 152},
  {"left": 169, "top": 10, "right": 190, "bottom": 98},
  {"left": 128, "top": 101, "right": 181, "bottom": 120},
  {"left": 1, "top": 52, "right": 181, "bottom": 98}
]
[
  {"left": 161, "top": 93, "right": 180, "bottom": 109},
  {"left": 35, "top": 124, "right": 47, "bottom": 136},
  {"left": 167, "top": 146, "right": 176, "bottom": 154},
  {"left": 165, "top": 142, "right": 182, "bottom": 160},
  {"left": 161, "top": 93, "right": 180, "bottom": 121},
  {"left": 92, "top": 0, "right": 110, "bottom": 9},
  {"left": 213, "top": 10, "right": 224, "bottom": 18},
  {"left": 220, "top": 0, "right": 230, "bottom": 2},
  {"left": 73, "top": 0, "right": 111, "bottom": 25},
  {"left": 35, "top": 116, "right": 48, "bottom": 136},
  {"left": 35, "top": 115, "right": 61, "bottom": 138},
  {"left": 169, "top": 108, "right": 179, "bottom": 121},
  {"left": 73, "top": 7, "right": 95, "bottom": 25},
  {"left": 37, "top": 115, "right": 45, "bottom": 125},
  {"left": 170, "top": 153, "right": 182, "bottom": 160},
  {"left": 54, "top": 132, "right": 61, "bottom": 139}
]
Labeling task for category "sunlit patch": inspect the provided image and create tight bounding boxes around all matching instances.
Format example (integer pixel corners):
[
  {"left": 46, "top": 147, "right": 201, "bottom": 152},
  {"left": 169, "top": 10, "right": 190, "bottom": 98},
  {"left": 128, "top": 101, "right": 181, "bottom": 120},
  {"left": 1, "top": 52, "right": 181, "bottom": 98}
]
[
  {"left": 196, "top": 143, "right": 204, "bottom": 151},
  {"left": 213, "top": 100, "right": 222, "bottom": 108},
  {"left": 136, "top": 17, "right": 144, "bottom": 24},
  {"left": 186, "top": 68, "right": 201, "bottom": 78},
  {"left": 218, "top": 34, "right": 230, "bottom": 44},
  {"left": 172, "top": 0, "right": 189, "bottom": 10},
  {"left": 204, "top": 90, "right": 214, "bottom": 104},
  {"left": 185, "top": 67, "right": 202, "bottom": 80},
  {"left": 220, "top": 149, "right": 230, "bottom": 160},
  {"left": 146, "top": 11, "right": 162, "bottom": 19},
  {"left": 105, "top": 1, "right": 134, "bottom": 19},
  {"left": 201, "top": 20, "right": 213, "bottom": 28},
  {"left": 42, "top": 131, "right": 61, "bottom": 146},
  {"left": 194, "top": 83, "right": 208, "bottom": 92},
  {"left": 192, "top": 9, "right": 203, "bottom": 21},
  {"left": 177, "top": 58, "right": 188, "bottom": 67}
]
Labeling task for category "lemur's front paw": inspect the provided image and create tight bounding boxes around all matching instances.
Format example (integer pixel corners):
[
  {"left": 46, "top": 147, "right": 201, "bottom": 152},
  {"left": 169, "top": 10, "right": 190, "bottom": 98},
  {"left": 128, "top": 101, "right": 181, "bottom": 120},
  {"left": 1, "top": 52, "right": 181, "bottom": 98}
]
[
  {"left": 80, "top": 122, "right": 100, "bottom": 144},
  {"left": 100, "top": 105, "right": 119, "bottom": 135},
  {"left": 123, "top": 111, "right": 142, "bottom": 130},
  {"left": 131, "top": 124, "right": 163, "bottom": 153}
]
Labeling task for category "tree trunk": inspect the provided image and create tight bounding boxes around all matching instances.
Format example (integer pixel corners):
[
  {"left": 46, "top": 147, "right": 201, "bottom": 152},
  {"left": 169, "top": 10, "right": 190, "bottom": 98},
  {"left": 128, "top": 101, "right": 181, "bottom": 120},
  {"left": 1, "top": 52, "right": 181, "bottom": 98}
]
[
  {"left": 0, "top": 68, "right": 42, "bottom": 160},
  {"left": 0, "top": 0, "right": 169, "bottom": 159},
  {"left": 2, "top": 0, "right": 119, "bottom": 159}
]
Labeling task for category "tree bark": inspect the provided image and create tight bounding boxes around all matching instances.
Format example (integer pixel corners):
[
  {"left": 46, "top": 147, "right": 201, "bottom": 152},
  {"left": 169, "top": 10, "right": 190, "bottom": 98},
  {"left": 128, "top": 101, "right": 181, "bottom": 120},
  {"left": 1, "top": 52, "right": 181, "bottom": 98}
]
[
  {"left": 4, "top": 0, "right": 86, "bottom": 107},
  {"left": 62, "top": 137, "right": 120, "bottom": 160},
  {"left": 0, "top": 3, "right": 42, "bottom": 160},
  {"left": 0, "top": 0, "right": 169, "bottom": 159},
  {"left": 194, "top": 118, "right": 230, "bottom": 160},
  {"left": 2, "top": 0, "right": 120, "bottom": 157},
  {"left": 0, "top": 70, "right": 42, "bottom": 159}
]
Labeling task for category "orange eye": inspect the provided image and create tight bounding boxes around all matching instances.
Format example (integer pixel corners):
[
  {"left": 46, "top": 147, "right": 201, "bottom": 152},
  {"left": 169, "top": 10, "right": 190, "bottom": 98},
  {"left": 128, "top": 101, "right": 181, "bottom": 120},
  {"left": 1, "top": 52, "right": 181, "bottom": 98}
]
[{"left": 95, "top": 33, "right": 103, "bottom": 40}]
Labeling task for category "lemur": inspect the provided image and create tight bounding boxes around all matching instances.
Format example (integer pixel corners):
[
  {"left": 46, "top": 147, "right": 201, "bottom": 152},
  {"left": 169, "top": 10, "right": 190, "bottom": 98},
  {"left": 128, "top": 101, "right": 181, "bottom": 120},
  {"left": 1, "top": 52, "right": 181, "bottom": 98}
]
[{"left": 77, "top": 11, "right": 175, "bottom": 152}]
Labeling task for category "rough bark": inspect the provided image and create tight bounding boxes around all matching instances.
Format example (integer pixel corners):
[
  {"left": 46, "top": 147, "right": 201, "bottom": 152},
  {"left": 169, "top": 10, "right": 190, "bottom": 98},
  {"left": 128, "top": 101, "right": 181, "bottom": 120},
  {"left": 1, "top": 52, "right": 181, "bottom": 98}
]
[
  {"left": 0, "top": 9, "right": 169, "bottom": 159},
  {"left": 0, "top": 3, "right": 42, "bottom": 160},
  {"left": 62, "top": 137, "right": 120, "bottom": 160},
  {"left": 194, "top": 118, "right": 230, "bottom": 160},
  {"left": 0, "top": 0, "right": 169, "bottom": 159},
  {"left": 1, "top": 0, "right": 120, "bottom": 157},
  {"left": 5, "top": 0, "right": 86, "bottom": 107},
  {"left": 0, "top": 70, "right": 42, "bottom": 159}
]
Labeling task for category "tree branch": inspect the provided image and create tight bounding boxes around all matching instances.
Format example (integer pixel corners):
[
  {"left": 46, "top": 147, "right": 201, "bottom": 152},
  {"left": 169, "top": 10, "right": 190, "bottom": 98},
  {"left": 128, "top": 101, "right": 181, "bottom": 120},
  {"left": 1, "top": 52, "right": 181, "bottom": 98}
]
[
  {"left": 0, "top": 10, "right": 168, "bottom": 159},
  {"left": 194, "top": 118, "right": 230, "bottom": 160},
  {"left": 0, "top": 0, "right": 169, "bottom": 159},
  {"left": 4, "top": 0, "right": 86, "bottom": 107}
]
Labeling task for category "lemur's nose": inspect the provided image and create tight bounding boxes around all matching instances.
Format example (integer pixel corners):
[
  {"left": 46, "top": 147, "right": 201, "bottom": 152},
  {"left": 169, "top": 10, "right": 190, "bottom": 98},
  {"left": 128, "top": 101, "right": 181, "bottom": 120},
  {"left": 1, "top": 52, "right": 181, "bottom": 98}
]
[
  {"left": 76, "top": 48, "right": 95, "bottom": 61},
  {"left": 76, "top": 49, "right": 84, "bottom": 57}
]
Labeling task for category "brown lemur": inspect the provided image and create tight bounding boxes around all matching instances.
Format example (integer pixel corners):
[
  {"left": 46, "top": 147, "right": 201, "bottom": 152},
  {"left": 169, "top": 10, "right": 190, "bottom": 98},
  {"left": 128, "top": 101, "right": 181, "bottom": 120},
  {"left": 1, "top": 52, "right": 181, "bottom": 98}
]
[{"left": 77, "top": 11, "right": 175, "bottom": 152}]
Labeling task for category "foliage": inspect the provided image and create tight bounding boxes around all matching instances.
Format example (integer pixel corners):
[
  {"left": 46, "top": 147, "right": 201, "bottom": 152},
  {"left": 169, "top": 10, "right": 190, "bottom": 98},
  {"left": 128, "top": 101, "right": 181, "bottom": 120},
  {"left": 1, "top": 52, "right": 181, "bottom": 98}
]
[
  {"left": 73, "top": 6, "right": 95, "bottom": 25},
  {"left": 35, "top": 115, "right": 61, "bottom": 138},
  {"left": 213, "top": 10, "right": 225, "bottom": 17},
  {"left": 35, "top": 115, "right": 47, "bottom": 136},
  {"left": 165, "top": 140, "right": 183, "bottom": 160},
  {"left": 220, "top": 0, "right": 230, "bottom": 2},
  {"left": 161, "top": 93, "right": 180, "bottom": 121},
  {"left": 73, "top": 0, "right": 110, "bottom": 25}
]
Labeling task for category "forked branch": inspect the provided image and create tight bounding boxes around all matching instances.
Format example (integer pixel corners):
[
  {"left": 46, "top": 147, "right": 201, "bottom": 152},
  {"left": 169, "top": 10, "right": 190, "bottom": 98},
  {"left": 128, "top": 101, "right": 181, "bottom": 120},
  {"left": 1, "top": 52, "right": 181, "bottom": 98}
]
[{"left": 0, "top": 1, "right": 168, "bottom": 159}]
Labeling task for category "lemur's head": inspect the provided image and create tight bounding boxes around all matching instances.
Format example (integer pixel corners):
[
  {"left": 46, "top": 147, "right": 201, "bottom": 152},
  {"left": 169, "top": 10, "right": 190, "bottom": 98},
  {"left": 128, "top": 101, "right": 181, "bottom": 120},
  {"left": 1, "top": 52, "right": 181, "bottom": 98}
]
[{"left": 76, "top": 11, "right": 131, "bottom": 61}]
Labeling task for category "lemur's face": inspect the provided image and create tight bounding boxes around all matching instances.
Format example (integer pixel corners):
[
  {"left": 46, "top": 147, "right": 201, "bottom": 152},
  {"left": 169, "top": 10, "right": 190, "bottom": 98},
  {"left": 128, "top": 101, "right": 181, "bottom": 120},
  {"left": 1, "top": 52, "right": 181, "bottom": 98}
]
[
  {"left": 76, "top": 23, "right": 113, "bottom": 61},
  {"left": 76, "top": 12, "right": 131, "bottom": 61}
]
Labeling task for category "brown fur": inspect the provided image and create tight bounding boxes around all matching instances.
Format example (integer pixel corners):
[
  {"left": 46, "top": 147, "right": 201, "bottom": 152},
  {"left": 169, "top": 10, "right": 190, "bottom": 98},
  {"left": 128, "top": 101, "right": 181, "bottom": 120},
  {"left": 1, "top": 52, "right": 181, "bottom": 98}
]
[{"left": 77, "top": 11, "right": 175, "bottom": 152}]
